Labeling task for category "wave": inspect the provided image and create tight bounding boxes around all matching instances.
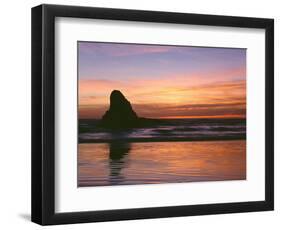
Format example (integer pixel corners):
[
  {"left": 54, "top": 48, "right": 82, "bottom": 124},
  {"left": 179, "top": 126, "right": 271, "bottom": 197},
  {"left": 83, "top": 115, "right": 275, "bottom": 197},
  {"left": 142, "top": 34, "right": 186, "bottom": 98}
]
[{"left": 79, "top": 118, "right": 246, "bottom": 143}]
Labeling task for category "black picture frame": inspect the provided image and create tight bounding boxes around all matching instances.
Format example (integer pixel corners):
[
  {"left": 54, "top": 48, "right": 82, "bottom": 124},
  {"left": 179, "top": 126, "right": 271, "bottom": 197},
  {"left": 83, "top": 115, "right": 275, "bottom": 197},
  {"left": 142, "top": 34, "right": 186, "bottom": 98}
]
[{"left": 31, "top": 4, "right": 274, "bottom": 225}]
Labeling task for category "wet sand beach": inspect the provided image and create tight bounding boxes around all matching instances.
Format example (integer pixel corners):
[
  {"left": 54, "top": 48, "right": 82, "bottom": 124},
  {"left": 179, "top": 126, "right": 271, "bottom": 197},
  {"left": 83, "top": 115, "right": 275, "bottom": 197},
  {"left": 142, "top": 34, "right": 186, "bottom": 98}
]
[{"left": 78, "top": 140, "right": 246, "bottom": 187}]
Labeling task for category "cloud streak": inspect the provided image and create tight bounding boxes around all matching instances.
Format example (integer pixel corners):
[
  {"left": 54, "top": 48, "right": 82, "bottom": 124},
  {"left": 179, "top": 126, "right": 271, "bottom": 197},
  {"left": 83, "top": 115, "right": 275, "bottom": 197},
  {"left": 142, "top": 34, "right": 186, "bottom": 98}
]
[
  {"left": 79, "top": 79, "right": 246, "bottom": 119},
  {"left": 79, "top": 42, "right": 176, "bottom": 57}
]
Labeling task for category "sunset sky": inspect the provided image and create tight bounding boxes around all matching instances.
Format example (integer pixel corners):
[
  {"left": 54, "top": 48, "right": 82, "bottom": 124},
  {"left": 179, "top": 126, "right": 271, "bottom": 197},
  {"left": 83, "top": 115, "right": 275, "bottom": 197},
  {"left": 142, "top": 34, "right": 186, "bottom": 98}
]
[{"left": 78, "top": 42, "right": 246, "bottom": 119}]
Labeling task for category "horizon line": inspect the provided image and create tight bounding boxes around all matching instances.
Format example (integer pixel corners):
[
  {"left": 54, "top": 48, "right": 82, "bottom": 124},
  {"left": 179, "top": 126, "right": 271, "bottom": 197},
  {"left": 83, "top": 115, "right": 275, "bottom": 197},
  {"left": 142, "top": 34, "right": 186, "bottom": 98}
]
[{"left": 79, "top": 115, "right": 246, "bottom": 120}]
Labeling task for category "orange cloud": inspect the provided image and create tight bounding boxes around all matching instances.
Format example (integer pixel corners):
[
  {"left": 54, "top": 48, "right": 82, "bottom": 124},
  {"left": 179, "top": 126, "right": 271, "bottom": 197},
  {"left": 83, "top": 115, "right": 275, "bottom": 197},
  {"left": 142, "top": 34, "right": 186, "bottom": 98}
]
[{"left": 79, "top": 77, "right": 246, "bottom": 119}]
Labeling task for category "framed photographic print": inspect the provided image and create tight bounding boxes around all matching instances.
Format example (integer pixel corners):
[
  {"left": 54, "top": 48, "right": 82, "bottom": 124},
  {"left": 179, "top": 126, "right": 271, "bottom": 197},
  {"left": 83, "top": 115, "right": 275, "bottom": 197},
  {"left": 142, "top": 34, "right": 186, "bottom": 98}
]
[{"left": 31, "top": 4, "right": 274, "bottom": 225}]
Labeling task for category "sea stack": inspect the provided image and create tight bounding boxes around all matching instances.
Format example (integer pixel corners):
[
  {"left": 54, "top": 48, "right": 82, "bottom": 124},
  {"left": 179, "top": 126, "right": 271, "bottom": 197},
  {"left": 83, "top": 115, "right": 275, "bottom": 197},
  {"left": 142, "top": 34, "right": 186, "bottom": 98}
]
[{"left": 101, "top": 90, "right": 139, "bottom": 128}]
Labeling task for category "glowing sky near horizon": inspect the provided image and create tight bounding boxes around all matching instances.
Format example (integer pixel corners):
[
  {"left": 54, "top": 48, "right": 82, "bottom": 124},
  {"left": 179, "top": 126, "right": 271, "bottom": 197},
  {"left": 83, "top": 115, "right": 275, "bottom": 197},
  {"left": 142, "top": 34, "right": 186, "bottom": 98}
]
[{"left": 78, "top": 42, "right": 246, "bottom": 119}]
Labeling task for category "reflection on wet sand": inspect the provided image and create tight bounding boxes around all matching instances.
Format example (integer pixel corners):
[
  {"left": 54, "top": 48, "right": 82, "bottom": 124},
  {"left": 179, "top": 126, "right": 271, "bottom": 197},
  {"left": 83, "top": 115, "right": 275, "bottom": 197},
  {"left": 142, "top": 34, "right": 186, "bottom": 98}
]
[
  {"left": 108, "top": 142, "right": 131, "bottom": 185},
  {"left": 78, "top": 140, "right": 246, "bottom": 187}
]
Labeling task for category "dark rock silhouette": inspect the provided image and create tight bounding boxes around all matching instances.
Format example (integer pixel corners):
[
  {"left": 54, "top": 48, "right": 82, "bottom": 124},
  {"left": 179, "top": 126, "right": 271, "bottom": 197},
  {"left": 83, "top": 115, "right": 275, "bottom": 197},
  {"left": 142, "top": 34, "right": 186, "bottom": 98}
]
[
  {"left": 101, "top": 90, "right": 138, "bottom": 128},
  {"left": 108, "top": 141, "right": 131, "bottom": 184},
  {"left": 100, "top": 90, "right": 162, "bottom": 129}
]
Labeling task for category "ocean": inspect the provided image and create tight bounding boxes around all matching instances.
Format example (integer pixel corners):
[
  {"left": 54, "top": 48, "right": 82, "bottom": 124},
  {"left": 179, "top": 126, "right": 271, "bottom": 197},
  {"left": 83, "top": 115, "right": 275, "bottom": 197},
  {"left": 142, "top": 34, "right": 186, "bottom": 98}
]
[{"left": 79, "top": 118, "right": 246, "bottom": 143}]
